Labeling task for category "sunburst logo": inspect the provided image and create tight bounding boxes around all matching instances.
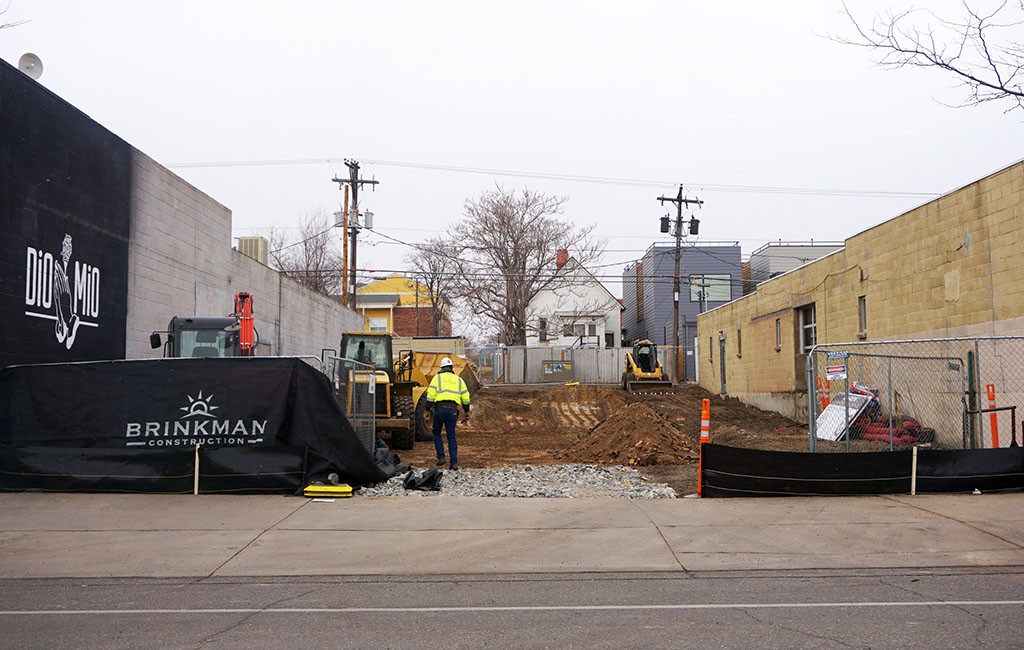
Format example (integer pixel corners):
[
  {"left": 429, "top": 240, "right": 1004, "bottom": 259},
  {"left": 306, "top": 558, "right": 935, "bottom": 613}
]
[{"left": 179, "top": 391, "right": 219, "bottom": 419}]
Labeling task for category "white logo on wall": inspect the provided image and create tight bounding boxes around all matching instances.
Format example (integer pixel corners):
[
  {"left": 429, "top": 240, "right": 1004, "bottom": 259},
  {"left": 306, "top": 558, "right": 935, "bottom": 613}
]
[
  {"left": 124, "top": 391, "right": 269, "bottom": 447},
  {"left": 24, "top": 234, "right": 101, "bottom": 349}
]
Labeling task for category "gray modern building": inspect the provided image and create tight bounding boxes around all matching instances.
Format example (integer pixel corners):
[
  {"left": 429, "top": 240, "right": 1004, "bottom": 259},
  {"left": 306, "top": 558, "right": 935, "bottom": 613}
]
[
  {"left": 622, "top": 242, "right": 742, "bottom": 381},
  {"left": 748, "top": 241, "right": 844, "bottom": 287}
]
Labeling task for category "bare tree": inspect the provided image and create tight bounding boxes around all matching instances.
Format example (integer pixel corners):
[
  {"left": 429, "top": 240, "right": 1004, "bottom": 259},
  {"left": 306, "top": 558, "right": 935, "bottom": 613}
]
[
  {"left": 404, "top": 236, "right": 455, "bottom": 336},
  {"left": 444, "top": 186, "right": 605, "bottom": 346},
  {"left": 267, "top": 210, "right": 345, "bottom": 296},
  {"left": 835, "top": 1, "right": 1024, "bottom": 111},
  {"left": 1, "top": 4, "right": 27, "bottom": 30}
]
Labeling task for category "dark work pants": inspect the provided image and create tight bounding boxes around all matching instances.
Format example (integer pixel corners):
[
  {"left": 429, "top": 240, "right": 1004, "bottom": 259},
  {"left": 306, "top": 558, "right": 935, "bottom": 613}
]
[{"left": 432, "top": 406, "right": 459, "bottom": 465}]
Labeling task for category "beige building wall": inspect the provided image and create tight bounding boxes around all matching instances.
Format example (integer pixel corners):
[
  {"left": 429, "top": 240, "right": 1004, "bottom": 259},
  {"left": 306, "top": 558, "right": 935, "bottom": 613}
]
[
  {"left": 697, "top": 160, "right": 1024, "bottom": 421},
  {"left": 125, "top": 150, "right": 364, "bottom": 362}
]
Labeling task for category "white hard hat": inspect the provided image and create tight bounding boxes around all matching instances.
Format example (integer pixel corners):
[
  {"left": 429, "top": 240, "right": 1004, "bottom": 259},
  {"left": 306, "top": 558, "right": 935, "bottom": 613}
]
[{"left": 440, "top": 357, "right": 454, "bottom": 368}]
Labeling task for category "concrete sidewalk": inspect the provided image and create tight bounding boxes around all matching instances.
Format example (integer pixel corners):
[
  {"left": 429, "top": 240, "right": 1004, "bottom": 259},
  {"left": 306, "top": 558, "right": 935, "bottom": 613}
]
[{"left": 0, "top": 492, "right": 1021, "bottom": 579}]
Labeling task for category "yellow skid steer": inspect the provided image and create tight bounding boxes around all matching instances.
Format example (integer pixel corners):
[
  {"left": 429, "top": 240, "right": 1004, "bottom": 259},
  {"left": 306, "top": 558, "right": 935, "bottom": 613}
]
[{"left": 622, "top": 339, "right": 673, "bottom": 394}]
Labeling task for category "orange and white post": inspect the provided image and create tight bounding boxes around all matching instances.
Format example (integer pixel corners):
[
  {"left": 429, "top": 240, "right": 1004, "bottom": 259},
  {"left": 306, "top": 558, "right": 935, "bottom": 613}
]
[
  {"left": 697, "top": 398, "right": 710, "bottom": 496},
  {"left": 816, "top": 377, "right": 831, "bottom": 410},
  {"left": 986, "top": 383, "right": 1000, "bottom": 448}
]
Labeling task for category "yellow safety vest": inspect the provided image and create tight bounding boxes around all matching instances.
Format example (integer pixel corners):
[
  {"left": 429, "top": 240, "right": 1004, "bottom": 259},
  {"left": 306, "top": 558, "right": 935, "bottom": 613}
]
[{"left": 426, "top": 371, "right": 470, "bottom": 408}]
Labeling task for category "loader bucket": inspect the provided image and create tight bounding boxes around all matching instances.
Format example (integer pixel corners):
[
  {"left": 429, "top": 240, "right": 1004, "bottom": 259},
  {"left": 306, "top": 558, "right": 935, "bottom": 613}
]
[{"left": 627, "top": 380, "right": 673, "bottom": 395}]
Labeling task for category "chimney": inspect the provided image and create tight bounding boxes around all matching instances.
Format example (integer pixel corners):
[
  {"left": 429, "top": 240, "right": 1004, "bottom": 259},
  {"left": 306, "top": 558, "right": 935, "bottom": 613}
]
[{"left": 556, "top": 249, "right": 569, "bottom": 270}]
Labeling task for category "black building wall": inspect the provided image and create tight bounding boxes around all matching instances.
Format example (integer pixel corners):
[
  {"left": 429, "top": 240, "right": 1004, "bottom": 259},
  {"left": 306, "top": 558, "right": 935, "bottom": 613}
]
[{"left": 0, "top": 59, "right": 131, "bottom": 369}]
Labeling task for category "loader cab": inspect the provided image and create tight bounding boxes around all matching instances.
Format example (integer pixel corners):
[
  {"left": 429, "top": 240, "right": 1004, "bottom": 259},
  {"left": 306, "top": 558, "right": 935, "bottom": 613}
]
[
  {"left": 635, "top": 342, "right": 657, "bottom": 373},
  {"left": 150, "top": 317, "right": 242, "bottom": 358},
  {"left": 339, "top": 333, "right": 395, "bottom": 380}
]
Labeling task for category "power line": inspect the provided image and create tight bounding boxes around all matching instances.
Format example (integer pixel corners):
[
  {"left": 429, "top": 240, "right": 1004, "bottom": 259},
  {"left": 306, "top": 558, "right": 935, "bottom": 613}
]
[{"left": 168, "top": 156, "right": 939, "bottom": 199}]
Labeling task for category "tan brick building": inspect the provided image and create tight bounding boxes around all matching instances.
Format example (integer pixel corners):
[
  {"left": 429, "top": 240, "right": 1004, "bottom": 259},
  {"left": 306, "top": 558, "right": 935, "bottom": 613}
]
[{"left": 697, "top": 160, "right": 1024, "bottom": 421}]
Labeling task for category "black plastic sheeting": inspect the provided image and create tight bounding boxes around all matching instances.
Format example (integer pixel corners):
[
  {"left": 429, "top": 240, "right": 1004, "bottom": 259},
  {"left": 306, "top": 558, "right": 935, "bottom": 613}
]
[
  {"left": 0, "top": 358, "right": 393, "bottom": 494},
  {"left": 701, "top": 443, "right": 1024, "bottom": 497}
]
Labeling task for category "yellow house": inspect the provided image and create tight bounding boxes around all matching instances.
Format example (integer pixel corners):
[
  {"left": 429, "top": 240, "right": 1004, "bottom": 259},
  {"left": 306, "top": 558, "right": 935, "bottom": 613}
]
[{"left": 355, "top": 274, "right": 451, "bottom": 336}]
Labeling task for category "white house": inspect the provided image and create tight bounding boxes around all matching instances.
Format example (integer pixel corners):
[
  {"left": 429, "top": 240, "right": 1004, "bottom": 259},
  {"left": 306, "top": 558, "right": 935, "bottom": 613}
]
[{"left": 526, "top": 251, "right": 622, "bottom": 348}]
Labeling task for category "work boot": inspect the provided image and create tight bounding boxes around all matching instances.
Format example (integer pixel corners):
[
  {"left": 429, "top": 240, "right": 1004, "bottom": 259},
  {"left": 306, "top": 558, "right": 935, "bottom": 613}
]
[
  {"left": 449, "top": 464, "right": 459, "bottom": 471},
  {"left": 436, "top": 458, "right": 446, "bottom": 467}
]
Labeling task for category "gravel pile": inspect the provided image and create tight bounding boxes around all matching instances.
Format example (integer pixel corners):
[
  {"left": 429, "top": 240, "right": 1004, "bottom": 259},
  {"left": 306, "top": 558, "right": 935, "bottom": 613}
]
[{"left": 357, "top": 464, "right": 678, "bottom": 499}]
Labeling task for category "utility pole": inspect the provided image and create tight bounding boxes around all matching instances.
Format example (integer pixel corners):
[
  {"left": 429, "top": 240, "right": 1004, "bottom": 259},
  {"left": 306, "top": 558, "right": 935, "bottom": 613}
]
[
  {"left": 332, "top": 160, "right": 379, "bottom": 310},
  {"left": 658, "top": 185, "right": 703, "bottom": 382}
]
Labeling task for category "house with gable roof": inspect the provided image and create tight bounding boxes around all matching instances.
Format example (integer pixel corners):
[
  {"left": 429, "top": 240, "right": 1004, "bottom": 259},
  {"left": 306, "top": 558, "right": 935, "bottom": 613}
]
[{"left": 526, "top": 250, "right": 621, "bottom": 348}]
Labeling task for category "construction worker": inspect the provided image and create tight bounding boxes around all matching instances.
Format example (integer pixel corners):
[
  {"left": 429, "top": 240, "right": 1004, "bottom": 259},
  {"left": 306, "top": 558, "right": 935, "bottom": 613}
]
[{"left": 424, "top": 357, "right": 471, "bottom": 470}]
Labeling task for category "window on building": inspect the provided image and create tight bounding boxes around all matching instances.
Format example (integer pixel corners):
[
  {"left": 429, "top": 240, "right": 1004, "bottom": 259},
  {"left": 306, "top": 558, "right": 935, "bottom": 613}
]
[
  {"left": 368, "top": 317, "right": 388, "bottom": 333},
  {"left": 690, "top": 274, "right": 732, "bottom": 303},
  {"left": 574, "top": 323, "right": 585, "bottom": 337},
  {"left": 858, "top": 295, "right": 867, "bottom": 333},
  {"left": 798, "top": 304, "right": 816, "bottom": 353},
  {"left": 539, "top": 317, "right": 548, "bottom": 342},
  {"left": 588, "top": 323, "right": 597, "bottom": 337},
  {"left": 775, "top": 318, "right": 782, "bottom": 351},
  {"left": 605, "top": 332, "right": 614, "bottom": 348}
]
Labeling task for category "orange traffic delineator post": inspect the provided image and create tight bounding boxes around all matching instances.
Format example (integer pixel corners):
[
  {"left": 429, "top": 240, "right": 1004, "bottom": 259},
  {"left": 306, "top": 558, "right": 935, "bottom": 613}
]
[
  {"left": 986, "top": 383, "right": 1000, "bottom": 448},
  {"left": 697, "top": 398, "right": 710, "bottom": 497},
  {"left": 816, "top": 376, "right": 831, "bottom": 410}
]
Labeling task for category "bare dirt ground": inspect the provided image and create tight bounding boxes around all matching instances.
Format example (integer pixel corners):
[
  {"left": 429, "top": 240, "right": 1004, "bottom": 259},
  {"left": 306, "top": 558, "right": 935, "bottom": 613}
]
[{"left": 398, "top": 383, "right": 808, "bottom": 495}]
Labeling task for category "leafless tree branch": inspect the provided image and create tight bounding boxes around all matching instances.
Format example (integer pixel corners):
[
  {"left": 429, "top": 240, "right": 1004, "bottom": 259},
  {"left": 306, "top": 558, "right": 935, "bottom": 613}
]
[
  {"left": 267, "top": 209, "right": 345, "bottom": 296},
  {"left": 426, "top": 185, "right": 605, "bottom": 345},
  {"left": 834, "top": 0, "right": 1024, "bottom": 111},
  {"left": 404, "top": 237, "right": 455, "bottom": 336}
]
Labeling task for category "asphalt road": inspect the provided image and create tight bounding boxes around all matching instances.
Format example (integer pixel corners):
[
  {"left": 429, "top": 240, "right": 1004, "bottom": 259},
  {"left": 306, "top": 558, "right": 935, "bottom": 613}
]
[{"left": 3, "top": 569, "right": 1023, "bottom": 649}]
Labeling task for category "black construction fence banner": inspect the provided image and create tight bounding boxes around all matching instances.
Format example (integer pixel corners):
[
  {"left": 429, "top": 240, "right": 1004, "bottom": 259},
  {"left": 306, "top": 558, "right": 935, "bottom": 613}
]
[
  {"left": 701, "top": 443, "right": 1024, "bottom": 498},
  {"left": 0, "top": 358, "right": 392, "bottom": 493}
]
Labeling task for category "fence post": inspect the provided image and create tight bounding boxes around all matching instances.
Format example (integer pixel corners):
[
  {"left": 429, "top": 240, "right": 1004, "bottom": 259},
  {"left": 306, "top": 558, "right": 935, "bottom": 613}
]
[
  {"left": 807, "top": 350, "right": 817, "bottom": 452},
  {"left": 697, "top": 399, "right": 710, "bottom": 497},
  {"left": 193, "top": 443, "right": 200, "bottom": 496},
  {"left": 911, "top": 446, "right": 918, "bottom": 496}
]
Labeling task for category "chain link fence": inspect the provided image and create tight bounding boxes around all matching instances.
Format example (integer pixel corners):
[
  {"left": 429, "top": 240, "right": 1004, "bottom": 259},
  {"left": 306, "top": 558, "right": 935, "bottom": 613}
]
[
  {"left": 808, "top": 337, "right": 1024, "bottom": 452},
  {"left": 328, "top": 357, "right": 376, "bottom": 453}
]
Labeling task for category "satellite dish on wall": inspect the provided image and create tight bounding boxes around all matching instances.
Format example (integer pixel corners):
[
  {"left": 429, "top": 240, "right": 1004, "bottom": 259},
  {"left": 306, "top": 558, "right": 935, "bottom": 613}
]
[{"left": 18, "top": 53, "right": 43, "bottom": 80}]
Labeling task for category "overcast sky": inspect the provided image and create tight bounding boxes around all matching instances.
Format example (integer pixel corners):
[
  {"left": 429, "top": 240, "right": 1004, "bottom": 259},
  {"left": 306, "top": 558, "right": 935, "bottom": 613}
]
[{"left": 2, "top": 1, "right": 1022, "bottom": 298}]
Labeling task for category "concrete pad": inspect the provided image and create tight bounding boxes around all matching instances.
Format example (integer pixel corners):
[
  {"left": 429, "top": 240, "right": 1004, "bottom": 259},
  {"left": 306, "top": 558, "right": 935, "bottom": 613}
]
[
  {"left": 285, "top": 496, "right": 652, "bottom": 530},
  {"left": 0, "top": 530, "right": 259, "bottom": 578},
  {"left": 0, "top": 493, "right": 304, "bottom": 531},
  {"left": 672, "top": 549, "right": 1024, "bottom": 571},
  {"left": 887, "top": 493, "right": 1024, "bottom": 522},
  {"left": 661, "top": 519, "right": 1024, "bottom": 571},
  {"left": 634, "top": 496, "right": 947, "bottom": 528},
  {"left": 216, "top": 527, "right": 681, "bottom": 576}
]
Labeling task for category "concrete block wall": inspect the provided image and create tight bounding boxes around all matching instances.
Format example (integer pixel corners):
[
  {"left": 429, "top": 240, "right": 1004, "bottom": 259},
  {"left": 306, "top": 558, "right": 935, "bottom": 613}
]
[
  {"left": 125, "top": 151, "right": 362, "bottom": 363},
  {"left": 698, "top": 160, "right": 1024, "bottom": 421}
]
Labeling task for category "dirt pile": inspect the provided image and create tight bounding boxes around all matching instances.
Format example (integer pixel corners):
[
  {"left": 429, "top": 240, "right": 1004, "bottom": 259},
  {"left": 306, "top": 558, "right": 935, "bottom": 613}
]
[
  {"left": 396, "top": 383, "right": 807, "bottom": 494},
  {"left": 555, "top": 402, "right": 698, "bottom": 466}
]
